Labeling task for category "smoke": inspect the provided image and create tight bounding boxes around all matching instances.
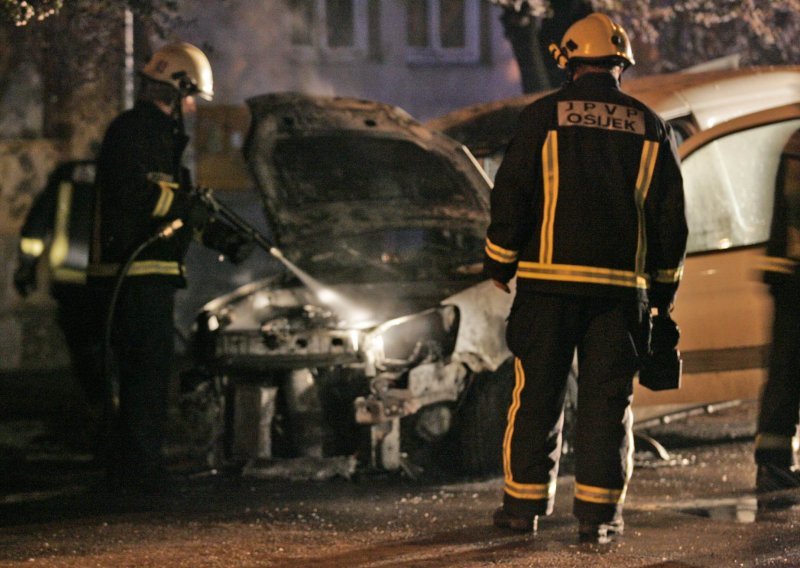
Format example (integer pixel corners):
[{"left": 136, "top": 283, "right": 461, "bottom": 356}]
[{"left": 168, "top": 0, "right": 338, "bottom": 105}]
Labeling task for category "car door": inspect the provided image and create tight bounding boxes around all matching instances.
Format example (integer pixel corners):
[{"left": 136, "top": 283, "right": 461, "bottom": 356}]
[{"left": 634, "top": 103, "right": 800, "bottom": 410}]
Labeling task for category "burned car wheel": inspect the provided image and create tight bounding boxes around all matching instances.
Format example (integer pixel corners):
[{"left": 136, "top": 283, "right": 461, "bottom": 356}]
[
  {"left": 451, "top": 360, "right": 515, "bottom": 476},
  {"left": 451, "top": 357, "right": 578, "bottom": 477}
]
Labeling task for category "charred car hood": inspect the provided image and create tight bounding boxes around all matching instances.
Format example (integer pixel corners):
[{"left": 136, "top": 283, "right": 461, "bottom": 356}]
[{"left": 244, "top": 92, "right": 491, "bottom": 254}]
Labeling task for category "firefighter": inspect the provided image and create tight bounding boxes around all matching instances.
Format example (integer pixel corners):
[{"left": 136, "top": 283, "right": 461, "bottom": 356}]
[
  {"left": 754, "top": 128, "right": 800, "bottom": 492},
  {"left": 484, "top": 13, "right": 687, "bottom": 543},
  {"left": 89, "top": 41, "right": 252, "bottom": 495},
  {"left": 14, "top": 161, "right": 105, "bottom": 447}
]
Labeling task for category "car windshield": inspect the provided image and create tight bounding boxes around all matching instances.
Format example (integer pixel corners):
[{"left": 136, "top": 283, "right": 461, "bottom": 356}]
[{"left": 290, "top": 226, "right": 485, "bottom": 284}]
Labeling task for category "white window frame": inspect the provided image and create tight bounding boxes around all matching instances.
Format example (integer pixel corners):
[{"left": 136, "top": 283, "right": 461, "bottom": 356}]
[
  {"left": 289, "top": 0, "right": 369, "bottom": 63},
  {"left": 406, "top": 0, "right": 480, "bottom": 64}
]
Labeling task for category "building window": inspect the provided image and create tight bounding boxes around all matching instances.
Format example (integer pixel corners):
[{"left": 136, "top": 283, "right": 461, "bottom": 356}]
[
  {"left": 288, "top": 0, "right": 368, "bottom": 61},
  {"left": 406, "top": 0, "right": 480, "bottom": 64}
]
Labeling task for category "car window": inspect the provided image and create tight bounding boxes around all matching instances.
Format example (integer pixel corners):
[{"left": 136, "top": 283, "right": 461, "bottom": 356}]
[{"left": 682, "top": 119, "right": 800, "bottom": 254}]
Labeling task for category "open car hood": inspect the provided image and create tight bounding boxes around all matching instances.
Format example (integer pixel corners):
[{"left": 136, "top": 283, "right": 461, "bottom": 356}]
[{"left": 243, "top": 93, "right": 492, "bottom": 253}]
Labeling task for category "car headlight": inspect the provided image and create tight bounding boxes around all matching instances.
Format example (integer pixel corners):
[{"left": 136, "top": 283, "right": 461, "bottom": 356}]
[{"left": 366, "top": 305, "right": 460, "bottom": 368}]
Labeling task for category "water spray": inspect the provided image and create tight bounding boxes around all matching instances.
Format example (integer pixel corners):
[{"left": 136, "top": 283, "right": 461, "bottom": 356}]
[{"left": 194, "top": 187, "right": 373, "bottom": 326}]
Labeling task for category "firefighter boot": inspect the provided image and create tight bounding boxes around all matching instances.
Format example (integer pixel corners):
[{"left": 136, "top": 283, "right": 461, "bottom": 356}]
[
  {"left": 756, "top": 464, "right": 800, "bottom": 493},
  {"left": 492, "top": 507, "right": 538, "bottom": 534}
]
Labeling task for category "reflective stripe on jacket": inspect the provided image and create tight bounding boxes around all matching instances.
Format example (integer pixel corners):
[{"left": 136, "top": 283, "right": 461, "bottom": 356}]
[
  {"left": 90, "top": 101, "right": 194, "bottom": 286},
  {"left": 483, "top": 72, "right": 687, "bottom": 306}
]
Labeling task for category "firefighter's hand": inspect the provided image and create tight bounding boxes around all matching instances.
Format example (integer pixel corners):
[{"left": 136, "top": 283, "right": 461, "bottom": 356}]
[
  {"left": 202, "top": 218, "right": 255, "bottom": 264},
  {"left": 13, "top": 255, "right": 38, "bottom": 297},
  {"left": 492, "top": 279, "right": 510, "bottom": 293}
]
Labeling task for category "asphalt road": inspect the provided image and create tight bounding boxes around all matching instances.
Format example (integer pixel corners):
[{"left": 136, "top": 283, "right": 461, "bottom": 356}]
[{"left": 3, "top": 398, "right": 800, "bottom": 567}]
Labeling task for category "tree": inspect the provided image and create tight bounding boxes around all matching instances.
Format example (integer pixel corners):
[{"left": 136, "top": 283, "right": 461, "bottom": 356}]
[
  {"left": 0, "top": 0, "right": 194, "bottom": 156},
  {"left": 1, "top": 0, "right": 63, "bottom": 26},
  {"left": 491, "top": 0, "right": 592, "bottom": 92},
  {"left": 489, "top": 0, "right": 800, "bottom": 92}
]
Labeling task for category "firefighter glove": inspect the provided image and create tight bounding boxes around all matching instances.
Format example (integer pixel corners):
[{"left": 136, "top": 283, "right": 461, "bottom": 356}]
[
  {"left": 13, "top": 254, "right": 38, "bottom": 297},
  {"left": 202, "top": 218, "right": 255, "bottom": 264}
]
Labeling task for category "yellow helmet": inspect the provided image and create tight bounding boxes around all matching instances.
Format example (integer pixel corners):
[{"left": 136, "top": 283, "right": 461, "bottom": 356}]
[
  {"left": 549, "top": 13, "right": 635, "bottom": 70},
  {"left": 140, "top": 42, "right": 214, "bottom": 101}
]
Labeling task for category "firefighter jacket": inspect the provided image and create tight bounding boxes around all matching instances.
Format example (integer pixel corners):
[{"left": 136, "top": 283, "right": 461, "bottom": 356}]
[
  {"left": 483, "top": 72, "right": 688, "bottom": 309},
  {"left": 89, "top": 100, "right": 198, "bottom": 287},
  {"left": 759, "top": 128, "right": 800, "bottom": 290},
  {"left": 18, "top": 161, "right": 96, "bottom": 286}
]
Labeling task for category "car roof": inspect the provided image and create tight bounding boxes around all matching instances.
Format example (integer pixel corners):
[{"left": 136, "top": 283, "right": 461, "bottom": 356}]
[
  {"left": 627, "top": 66, "right": 800, "bottom": 127},
  {"left": 426, "top": 65, "right": 800, "bottom": 157}
]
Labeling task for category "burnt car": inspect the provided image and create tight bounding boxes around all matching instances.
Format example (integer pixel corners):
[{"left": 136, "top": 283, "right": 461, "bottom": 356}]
[
  {"left": 188, "top": 66, "right": 800, "bottom": 477},
  {"left": 188, "top": 93, "right": 515, "bottom": 475}
]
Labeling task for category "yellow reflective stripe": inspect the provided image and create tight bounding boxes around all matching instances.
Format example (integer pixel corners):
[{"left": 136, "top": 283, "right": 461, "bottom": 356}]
[
  {"left": 517, "top": 261, "right": 648, "bottom": 289},
  {"left": 152, "top": 181, "right": 178, "bottom": 217},
  {"left": 485, "top": 238, "right": 518, "bottom": 264},
  {"left": 756, "top": 256, "right": 797, "bottom": 275},
  {"left": 755, "top": 433, "right": 797, "bottom": 451},
  {"left": 504, "top": 479, "right": 556, "bottom": 501},
  {"left": 52, "top": 266, "right": 86, "bottom": 284},
  {"left": 503, "top": 358, "right": 526, "bottom": 485},
  {"left": 87, "top": 260, "right": 183, "bottom": 277},
  {"left": 654, "top": 265, "right": 684, "bottom": 283},
  {"left": 20, "top": 237, "right": 45, "bottom": 257},
  {"left": 540, "top": 131, "right": 559, "bottom": 264},
  {"left": 49, "top": 181, "right": 73, "bottom": 270},
  {"left": 635, "top": 140, "right": 659, "bottom": 277},
  {"left": 574, "top": 482, "right": 626, "bottom": 505}
]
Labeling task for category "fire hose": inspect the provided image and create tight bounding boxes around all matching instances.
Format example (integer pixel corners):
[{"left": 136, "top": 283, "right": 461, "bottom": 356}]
[
  {"left": 102, "top": 219, "right": 185, "bottom": 413},
  {"left": 101, "top": 186, "right": 288, "bottom": 412}
]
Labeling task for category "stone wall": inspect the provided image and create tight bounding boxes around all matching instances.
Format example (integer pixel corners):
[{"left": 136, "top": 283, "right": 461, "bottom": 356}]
[{"left": 0, "top": 139, "right": 67, "bottom": 371}]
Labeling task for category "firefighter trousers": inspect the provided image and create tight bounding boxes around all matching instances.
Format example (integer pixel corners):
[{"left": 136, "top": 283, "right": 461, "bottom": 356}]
[
  {"left": 756, "top": 286, "right": 800, "bottom": 467},
  {"left": 103, "top": 279, "right": 176, "bottom": 484},
  {"left": 502, "top": 292, "right": 646, "bottom": 524}
]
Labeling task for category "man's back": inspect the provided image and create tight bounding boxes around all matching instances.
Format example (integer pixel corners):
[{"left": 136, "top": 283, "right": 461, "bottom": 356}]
[{"left": 487, "top": 71, "right": 686, "bottom": 302}]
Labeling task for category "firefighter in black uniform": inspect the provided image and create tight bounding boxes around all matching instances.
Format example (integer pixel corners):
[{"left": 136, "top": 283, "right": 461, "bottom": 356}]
[
  {"left": 484, "top": 13, "right": 688, "bottom": 543},
  {"left": 14, "top": 161, "right": 105, "bottom": 445},
  {"left": 754, "top": 128, "right": 800, "bottom": 492},
  {"left": 89, "top": 42, "right": 252, "bottom": 494}
]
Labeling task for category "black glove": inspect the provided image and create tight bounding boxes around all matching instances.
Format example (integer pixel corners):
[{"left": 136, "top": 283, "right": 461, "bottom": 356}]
[
  {"left": 226, "top": 232, "right": 256, "bottom": 264},
  {"left": 13, "top": 254, "right": 38, "bottom": 297},
  {"left": 186, "top": 191, "right": 212, "bottom": 229},
  {"left": 639, "top": 313, "right": 682, "bottom": 391},
  {"left": 202, "top": 218, "right": 255, "bottom": 264}
]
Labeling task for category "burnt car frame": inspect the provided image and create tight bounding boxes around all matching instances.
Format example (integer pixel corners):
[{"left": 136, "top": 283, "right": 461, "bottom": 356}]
[
  {"left": 188, "top": 93, "right": 514, "bottom": 475},
  {"left": 188, "top": 65, "right": 800, "bottom": 476}
]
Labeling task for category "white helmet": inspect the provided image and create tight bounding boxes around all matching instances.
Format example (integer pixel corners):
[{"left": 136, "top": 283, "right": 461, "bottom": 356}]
[{"left": 140, "top": 41, "right": 214, "bottom": 101}]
